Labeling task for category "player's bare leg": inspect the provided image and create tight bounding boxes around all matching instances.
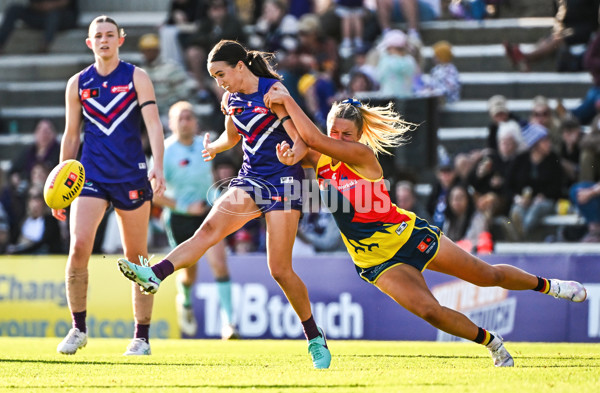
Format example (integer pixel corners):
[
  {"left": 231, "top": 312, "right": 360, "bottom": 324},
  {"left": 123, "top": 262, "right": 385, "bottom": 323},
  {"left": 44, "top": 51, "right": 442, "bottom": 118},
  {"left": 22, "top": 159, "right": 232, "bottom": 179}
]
[
  {"left": 58, "top": 197, "right": 108, "bottom": 354},
  {"left": 116, "top": 201, "right": 153, "bottom": 355}
]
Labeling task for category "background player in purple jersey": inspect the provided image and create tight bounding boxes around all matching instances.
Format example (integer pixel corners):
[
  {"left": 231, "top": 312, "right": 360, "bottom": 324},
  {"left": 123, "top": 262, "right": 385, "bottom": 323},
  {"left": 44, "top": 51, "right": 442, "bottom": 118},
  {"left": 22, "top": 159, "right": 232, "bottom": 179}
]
[
  {"left": 264, "top": 86, "right": 588, "bottom": 368},
  {"left": 117, "top": 40, "right": 331, "bottom": 369},
  {"left": 54, "top": 15, "right": 166, "bottom": 356}
]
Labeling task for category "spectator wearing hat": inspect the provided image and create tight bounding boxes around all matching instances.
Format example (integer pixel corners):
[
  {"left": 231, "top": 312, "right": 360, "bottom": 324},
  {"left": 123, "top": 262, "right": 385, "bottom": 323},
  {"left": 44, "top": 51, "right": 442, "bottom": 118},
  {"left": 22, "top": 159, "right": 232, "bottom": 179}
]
[
  {"left": 486, "top": 95, "right": 522, "bottom": 151},
  {"left": 506, "top": 123, "right": 564, "bottom": 241},
  {"left": 528, "top": 95, "right": 562, "bottom": 153},
  {"left": 419, "top": 40, "right": 460, "bottom": 103},
  {"left": 138, "top": 33, "right": 199, "bottom": 130},
  {"left": 375, "top": 29, "right": 418, "bottom": 98}
]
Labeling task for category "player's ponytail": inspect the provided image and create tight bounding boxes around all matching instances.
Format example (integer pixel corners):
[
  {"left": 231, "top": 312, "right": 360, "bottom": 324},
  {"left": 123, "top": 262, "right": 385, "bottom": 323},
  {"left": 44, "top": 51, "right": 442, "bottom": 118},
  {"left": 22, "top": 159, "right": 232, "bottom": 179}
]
[
  {"left": 208, "top": 40, "right": 282, "bottom": 80},
  {"left": 327, "top": 99, "right": 416, "bottom": 156}
]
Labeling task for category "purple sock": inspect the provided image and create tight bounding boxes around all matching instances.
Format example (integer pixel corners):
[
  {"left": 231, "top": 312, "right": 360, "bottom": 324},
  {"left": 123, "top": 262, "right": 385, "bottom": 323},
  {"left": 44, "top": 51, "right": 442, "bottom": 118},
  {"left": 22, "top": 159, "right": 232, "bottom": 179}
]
[
  {"left": 72, "top": 310, "right": 86, "bottom": 333},
  {"left": 151, "top": 259, "right": 174, "bottom": 281},
  {"left": 301, "top": 315, "right": 320, "bottom": 340},
  {"left": 135, "top": 323, "right": 150, "bottom": 342}
]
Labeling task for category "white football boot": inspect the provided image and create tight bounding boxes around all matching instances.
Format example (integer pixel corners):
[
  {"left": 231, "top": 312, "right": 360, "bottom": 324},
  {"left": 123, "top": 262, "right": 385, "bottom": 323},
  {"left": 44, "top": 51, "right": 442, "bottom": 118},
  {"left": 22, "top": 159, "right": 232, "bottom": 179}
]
[
  {"left": 123, "top": 338, "right": 151, "bottom": 355},
  {"left": 547, "top": 279, "right": 587, "bottom": 302},
  {"left": 57, "top": 328, "right": 87, "bottom": 355},
  {"left": 486, "top": 332, "right": 514, "bottom": 367}
]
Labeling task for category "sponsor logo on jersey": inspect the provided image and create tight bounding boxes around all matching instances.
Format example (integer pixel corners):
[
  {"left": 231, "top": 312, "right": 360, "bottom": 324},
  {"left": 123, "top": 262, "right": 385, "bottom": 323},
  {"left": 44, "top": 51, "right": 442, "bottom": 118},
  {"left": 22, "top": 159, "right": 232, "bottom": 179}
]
[
  {"left": 82, "top": 78, "right": 94, "bottom": 87},
  {"left": 417, "top": 234, "right": 435, "bottom": 253},
  {"left": 102, "top": 81, "right": 108, "bottom": 88},
  {"left": 280, "top": 176, "right": 294, "bottom": 184},
  {"left": 111, "top": 85, "right": 130, "bottom": 93},
  {"left": 395, "top": 221, "right": 408, "bottom": 236},
  {"left": 81, "top": 88, "right": 100, "bottom": 100},
  {"left": 138, "top": 162, "right": 147, "bottom": 170},
  {"left": 228, "top": 106, "right": 245, "bottom": 116},
  {"left": 252, "top": 106, "right": 268, "bottom": 114}
]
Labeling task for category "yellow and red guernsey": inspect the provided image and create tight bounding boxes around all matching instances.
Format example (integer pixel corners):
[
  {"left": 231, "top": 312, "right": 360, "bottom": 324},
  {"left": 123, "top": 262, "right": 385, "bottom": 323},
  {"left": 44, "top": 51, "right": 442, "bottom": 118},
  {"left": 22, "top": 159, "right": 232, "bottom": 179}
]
[{"left": 316, "top": 155, "right": 416, "bottom": 268}]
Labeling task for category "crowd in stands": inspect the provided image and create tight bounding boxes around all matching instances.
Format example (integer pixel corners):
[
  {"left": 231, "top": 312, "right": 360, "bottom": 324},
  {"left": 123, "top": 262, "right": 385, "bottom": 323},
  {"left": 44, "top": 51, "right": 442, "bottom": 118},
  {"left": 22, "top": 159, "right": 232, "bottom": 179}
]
[{"left": 2, "top": 0, "right": 600, "bottom": 255}]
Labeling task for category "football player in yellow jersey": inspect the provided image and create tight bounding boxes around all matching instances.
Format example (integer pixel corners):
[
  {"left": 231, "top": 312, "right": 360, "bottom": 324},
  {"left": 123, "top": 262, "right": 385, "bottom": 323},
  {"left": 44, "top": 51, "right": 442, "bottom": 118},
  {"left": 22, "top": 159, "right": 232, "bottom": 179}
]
[{"left": 265, "top": 87, "right": 587, "bottom": 367}]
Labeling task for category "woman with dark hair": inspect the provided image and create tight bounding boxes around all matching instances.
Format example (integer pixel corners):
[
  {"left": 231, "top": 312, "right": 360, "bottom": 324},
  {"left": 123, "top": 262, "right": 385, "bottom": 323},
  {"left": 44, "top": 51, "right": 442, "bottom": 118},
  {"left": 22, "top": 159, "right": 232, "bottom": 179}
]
[{"left": 117, "top": 40, "right": 331, "bottom": 369}]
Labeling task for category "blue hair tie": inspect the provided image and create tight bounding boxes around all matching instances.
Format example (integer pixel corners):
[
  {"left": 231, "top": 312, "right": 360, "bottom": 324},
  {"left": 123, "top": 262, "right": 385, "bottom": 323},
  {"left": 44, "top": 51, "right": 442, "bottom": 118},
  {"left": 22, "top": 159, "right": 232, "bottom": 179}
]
[{"left": 342, "top": 98, "right": 362, "bottom": 107}]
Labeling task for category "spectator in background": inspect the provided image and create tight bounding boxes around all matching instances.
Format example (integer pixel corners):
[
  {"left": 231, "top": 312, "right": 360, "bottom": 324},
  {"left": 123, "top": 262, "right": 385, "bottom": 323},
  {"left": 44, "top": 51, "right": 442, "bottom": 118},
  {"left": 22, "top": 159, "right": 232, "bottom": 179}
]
[
  {"left": 335, "top": 0, "right": 366, "bottom": 58},
  {"left": 28, "top": 162, "right": 50, "bottom": 196},
  {"left": 341, "top": 69, "right": 377, "bottom": 98},
  {"left": 7, "top": 192, "right": 63, "bottom": 254},
  {"left": 570, "top": 114, "right": 600, "bottom": 241},
  {"left": 375, "top": 29, "right": 418, "bottom": 98},
  {"left": 559, "top": 116, "right": 583, "bottom": 192},
  {"left": 10, "top": 118, "right": 60, "bottom": 184},
  {"left": 375, "top": 0, "right": 441, "bottom": 43},
  {"left": 296, "top": 59, "right": 338, "bottom": 131},
  {"left": 504, "top": 0, "right": 600, "bottom": 72},
  {"left": 486, "top": 95, "right": 521, "bottom": 151},
  {"left": 248, "top": 0, "right": 299, "bottom": 57},
  {"left": 395, "top": 180, "right": 431, "bottom": 222},
  {"left": 419, "top": 40, "right": 460, "bottom": 103},
  {"left": 467, "top": 149, "right": 505, "bottom": 215},
  {"left": 138, "top": 33, "right": 199, "bottom": 130},
  {"left": 482, "top": 120, "right": 525, "bottom": 217},
  {"left": 506, "top": 123, "right": 564, "bottom": 241},
  {"left": 453, "top": 151, "right": 477, "bottom": 185},
  {"left": 572, "top": 29, "right": 600, "bottom": 125},
  {"left": 279, "top": 13, "right": 339, "bottom": 125},
  {"left": 180, "top": 0, "right": 245, "bottom": 92},
  {"left": 442, "top": 183, "right": 490, "bottom": 252},
  {"left": 160, "top": 0, "right": 201, "bottom": 65},
  {"left": 0, "top": 0, "right": 78, "bottom": 54},
  {"left": 427, "top": 157, "right": 460, "bottom": 229},
  {"left": 529, "top": 95, "right": 561, "bottom": 152}
]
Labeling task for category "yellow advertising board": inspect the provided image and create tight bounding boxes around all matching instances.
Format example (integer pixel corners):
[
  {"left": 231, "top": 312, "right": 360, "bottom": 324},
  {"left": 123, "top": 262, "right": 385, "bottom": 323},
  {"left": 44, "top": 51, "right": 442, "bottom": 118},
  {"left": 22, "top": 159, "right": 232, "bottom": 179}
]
[{"left": 0, "top": 255, "right": 178, "bottom": 338}]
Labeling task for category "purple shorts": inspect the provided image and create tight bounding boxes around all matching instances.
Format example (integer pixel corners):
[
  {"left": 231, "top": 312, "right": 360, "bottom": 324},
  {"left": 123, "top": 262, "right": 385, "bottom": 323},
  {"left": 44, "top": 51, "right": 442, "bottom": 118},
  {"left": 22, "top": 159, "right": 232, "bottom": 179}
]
[
  {"left": 79, "top": 177, "right": 153, "bottom": 210},
  {"left": 229, "top": 176, "right": 302, "bottom": 213}
]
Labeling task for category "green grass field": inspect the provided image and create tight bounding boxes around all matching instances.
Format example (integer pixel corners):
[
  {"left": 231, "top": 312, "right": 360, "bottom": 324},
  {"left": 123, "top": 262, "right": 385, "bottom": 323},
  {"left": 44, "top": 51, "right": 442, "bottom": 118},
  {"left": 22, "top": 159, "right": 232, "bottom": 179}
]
[{"left": 0, "top": 338, "right": 599, "bottom": 392}]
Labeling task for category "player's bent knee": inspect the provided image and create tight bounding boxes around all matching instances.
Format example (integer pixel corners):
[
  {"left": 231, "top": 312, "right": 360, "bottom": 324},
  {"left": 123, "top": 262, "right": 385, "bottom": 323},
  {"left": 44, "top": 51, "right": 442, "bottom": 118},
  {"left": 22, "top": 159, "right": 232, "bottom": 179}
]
[
  {"left": 414, "top": 303, "right": 443, "bottom": 325},
  {"left": 269, "top": 266, "right": 294, "bottom": 284}
]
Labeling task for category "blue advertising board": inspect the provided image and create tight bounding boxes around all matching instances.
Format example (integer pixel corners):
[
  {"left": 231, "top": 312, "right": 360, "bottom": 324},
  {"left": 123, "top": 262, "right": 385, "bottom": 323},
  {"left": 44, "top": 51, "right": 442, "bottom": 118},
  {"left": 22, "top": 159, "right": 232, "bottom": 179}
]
[{"left": 191, "top": 254, "right": 600, "bottom": 342}]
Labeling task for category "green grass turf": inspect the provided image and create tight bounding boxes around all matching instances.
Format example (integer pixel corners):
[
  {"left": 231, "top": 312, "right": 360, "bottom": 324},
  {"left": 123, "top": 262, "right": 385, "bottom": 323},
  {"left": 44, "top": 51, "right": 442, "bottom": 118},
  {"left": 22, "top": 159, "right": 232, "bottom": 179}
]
[{"left": 0, "top": 338, "right": 599, "bottom": 392}]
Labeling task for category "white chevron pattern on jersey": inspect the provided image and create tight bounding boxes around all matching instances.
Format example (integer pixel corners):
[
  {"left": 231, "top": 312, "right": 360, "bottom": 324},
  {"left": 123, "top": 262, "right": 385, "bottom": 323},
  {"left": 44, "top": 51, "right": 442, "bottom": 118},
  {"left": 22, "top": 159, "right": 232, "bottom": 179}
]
[
  {"left": 233, "top": 115, "right": 281, "bottom": 155},
  {"left": 84, "top": 82, "right": 134, "bottom": 114},
  {"left": 82, "top": 101, "right": 138, "bottom": 136},
  {"left": 80, "top": 82, "right": 138, "bottom": 136}
]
